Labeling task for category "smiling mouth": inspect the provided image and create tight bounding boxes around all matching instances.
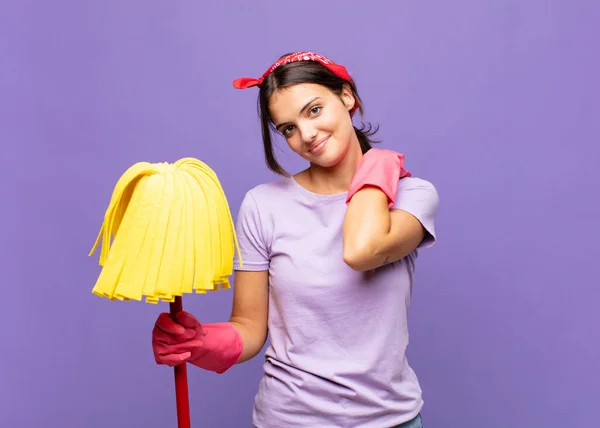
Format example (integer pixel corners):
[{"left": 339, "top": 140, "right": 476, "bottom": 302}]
[{"left": 309, "top": 137, "right": 329, "bottom": 154}]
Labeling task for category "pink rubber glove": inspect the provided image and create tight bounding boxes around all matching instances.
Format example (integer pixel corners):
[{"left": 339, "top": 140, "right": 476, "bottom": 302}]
[
  {"left": 346, "top": 148, "right": 411, "bottom": 208},
  {"left": 152, "top": 311, "right": 243, "bottom": 374}
]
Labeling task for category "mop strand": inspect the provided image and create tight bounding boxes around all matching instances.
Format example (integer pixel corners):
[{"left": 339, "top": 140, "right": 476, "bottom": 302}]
[{"left": 88, "top": 157, "right": 242, "bottom": 303}]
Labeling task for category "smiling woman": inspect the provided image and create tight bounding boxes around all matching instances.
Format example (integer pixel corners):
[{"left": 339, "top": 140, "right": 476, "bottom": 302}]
[{"left": 150, "top": 51, "right": 439, "bottom": 428}]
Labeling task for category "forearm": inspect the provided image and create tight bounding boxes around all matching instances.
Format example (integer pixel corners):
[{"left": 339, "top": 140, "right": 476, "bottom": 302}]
[
  {"left": 228, "top": 318, "right": 268, "bottom": 363},
  {"left": 342, "top": 187, "right": 392, "bottom": 271},
  {"left": 343, "top": 187, "right": 427, "bottom": 271},
  {"left": 178, "top": 318, "right": 265, "bottom": 373}
]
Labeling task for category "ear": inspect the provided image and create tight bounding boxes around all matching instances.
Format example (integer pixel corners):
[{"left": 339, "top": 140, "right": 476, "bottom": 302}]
[{"left": 340, "top": 84, "right": 356, "bottom": 112}]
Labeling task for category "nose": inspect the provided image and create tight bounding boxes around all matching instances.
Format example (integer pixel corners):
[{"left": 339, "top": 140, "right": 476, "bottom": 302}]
[{"left": 298, "top": 123, "right": 317, "bottom": 143}]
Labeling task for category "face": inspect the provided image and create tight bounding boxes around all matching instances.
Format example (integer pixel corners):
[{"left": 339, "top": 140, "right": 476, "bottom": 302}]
[{"left": 268, "top": 83, "right": 357, "bottom": 168}]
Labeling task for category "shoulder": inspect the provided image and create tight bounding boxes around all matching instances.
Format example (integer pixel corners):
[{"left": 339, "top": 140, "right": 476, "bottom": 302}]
[
  {"left": 236, "top": 177, "right": 295, "bottom": 218},
  {"left": 392, "top": 176, "right": 439, "bottom": 220},
  {"left": 397, "top": 176, "right": 438, "bottom": 193},
  {"left": 394, "top": 176, "right": 439, "bottom": 206},
  {"left": 246, "top": 177, "right": 292, "bottom": 197},
  {"left": 241, "top": 177, "right": 294, "bottom": 207},
  {"left": 391, "top": 176, "right": 439, "bottom": 246}
]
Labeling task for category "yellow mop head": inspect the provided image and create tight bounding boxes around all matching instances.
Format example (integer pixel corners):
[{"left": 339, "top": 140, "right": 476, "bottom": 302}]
[{"left": 89, "top": 157, "right": 242, "bottom": 304}]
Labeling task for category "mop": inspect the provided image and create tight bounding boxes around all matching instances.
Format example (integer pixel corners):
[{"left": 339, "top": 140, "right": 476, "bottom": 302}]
[{"left": 89, "top": 157, "right": 241, "bottom": 428}]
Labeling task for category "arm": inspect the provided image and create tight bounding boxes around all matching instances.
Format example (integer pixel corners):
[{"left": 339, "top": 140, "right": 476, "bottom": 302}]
[
  {"left": 228, "top": 269, "right": 269, "bottom": 363},
  {"left": 342, "top": 187, "right": 425, "bottom": 271},
  {"left": 342, "top": 148, "right": 436, "bottom": 271}
]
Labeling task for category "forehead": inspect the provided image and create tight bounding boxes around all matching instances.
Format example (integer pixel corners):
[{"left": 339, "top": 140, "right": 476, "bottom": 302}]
[{"left": 268, "top": 83, "right": 332, "bottom": 118}]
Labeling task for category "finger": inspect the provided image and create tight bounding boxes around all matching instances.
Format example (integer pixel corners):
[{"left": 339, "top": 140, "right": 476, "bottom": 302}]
[
  {"left": 181, "top": 327, "right": 198, "bottom": 340},
  {"left": 153, "top": 326, "right": 196, "bottom": 345},
  {"left": 175, "top": 311, "right": 199, "bottom": 329},
  {"left": 153, "top": 338, "right": 200, "bottom": 356},
  {"left": 152, "top": 338, "right": 200, "bottom": 355},
  {"left": 166, "top": 340, "right": 203, "bottom": 355},
  {"left": 155, "top": 313, "right": 186, "bottom": 336},
  {"left": 156, "top": 352, "right": 191, "bottom": 367}
]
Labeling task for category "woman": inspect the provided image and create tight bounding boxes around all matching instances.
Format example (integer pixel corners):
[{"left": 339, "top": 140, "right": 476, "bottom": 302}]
[{"left": 152, "top": 52, "right": 439, "bottom": 428}]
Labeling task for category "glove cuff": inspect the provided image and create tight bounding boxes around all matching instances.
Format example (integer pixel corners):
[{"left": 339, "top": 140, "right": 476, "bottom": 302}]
[
  {"left": 189, "top": 322, "right": 243, "bottom": 374},
  {"left": 346, "top": 148, "right": 411, "bottom": 208}
]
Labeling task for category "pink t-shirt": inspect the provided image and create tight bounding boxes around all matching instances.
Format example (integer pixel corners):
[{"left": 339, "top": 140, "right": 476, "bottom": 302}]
[{"left": 233, "top": 175, "right": 439, "bottom": 428}]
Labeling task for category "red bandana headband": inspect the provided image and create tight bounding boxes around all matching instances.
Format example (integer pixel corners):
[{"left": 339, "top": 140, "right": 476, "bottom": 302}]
[
  {"left": 232, "top": 52, "right": 354, "bottom": 90},
  {"left": 232, "top": 52, "right": 358, "bottom": 114}
]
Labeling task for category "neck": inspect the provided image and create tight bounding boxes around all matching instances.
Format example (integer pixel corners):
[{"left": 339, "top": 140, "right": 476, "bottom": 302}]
[{"left": 304, "top": 139, "right": 363, "bottom": 195}]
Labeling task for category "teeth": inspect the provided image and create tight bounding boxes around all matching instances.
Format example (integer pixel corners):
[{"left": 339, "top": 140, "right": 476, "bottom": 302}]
[{"left": 89, "top": 158, "right": 242, "bottom": 304}]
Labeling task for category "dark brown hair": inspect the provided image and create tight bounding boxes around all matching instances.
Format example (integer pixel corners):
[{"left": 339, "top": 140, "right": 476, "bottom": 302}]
[{"left": 256, "top": 55, "right": 379, "bottom": 176}]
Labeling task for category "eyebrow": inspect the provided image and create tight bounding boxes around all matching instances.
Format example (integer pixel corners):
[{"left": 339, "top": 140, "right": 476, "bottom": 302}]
[{"left": 275, "top": 97, "right": 321, "bottom": 130}]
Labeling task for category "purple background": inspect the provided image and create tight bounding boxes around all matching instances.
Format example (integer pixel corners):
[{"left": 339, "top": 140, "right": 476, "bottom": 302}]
[{"left": 2, "top": 1, "right": 599, "bottom": 427}]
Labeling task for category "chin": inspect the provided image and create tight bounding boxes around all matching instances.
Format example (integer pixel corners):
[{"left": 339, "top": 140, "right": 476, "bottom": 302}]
[
  {"left": 311, "top": 149, "right": 346, "bottom": 168},
  {"left": 312, "top": 159, "right": 340, "bottom": 169}
]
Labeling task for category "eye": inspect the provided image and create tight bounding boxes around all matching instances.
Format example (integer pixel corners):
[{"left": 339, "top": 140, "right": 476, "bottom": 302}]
[
  {"left": 309, "top": 106, "right": 322, "bottom": 116},
  {"left": 283, "top": 125, "right": 295, "bottom": 136}
]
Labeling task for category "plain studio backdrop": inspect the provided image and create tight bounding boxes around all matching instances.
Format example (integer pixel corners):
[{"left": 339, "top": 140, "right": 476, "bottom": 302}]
[{"left": 1, "top": 1, "right": 598, "bottom": 427}]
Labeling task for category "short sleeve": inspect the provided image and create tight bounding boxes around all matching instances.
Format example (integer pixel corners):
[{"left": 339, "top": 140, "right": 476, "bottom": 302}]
[
  {"left": 232, "top": 191, "right": 271, "bottom": 271},
  {"left": 391, "top": 177, "right": 439, "bottom": 248}
]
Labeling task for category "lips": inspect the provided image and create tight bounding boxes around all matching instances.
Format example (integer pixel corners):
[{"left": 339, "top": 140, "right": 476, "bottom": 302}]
[{"left": 309, "top": 137, "right": 329, "bottom": 154}]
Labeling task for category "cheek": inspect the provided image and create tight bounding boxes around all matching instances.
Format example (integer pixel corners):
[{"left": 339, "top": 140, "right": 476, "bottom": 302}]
[
  {"left": 286, "top": 136, "right": 305, "bottom": 155},
  {"left": 329, "top": 116, "right": 354, "bottom": 145},
  {"left": 323, "top": 107, "right": 353, "bottom": 133}
]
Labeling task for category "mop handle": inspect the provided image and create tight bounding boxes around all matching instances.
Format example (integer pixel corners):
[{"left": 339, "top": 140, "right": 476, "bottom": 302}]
[{"left": 170, "top": 296, "right": 191, "bottom": 428}]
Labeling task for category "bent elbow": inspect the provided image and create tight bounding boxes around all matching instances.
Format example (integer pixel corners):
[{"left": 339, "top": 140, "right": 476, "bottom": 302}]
[{"left": 343, "top": 243, "right": 377, "bottom": 271}]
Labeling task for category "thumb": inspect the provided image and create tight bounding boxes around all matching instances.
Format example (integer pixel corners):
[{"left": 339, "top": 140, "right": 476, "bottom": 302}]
[
  {"left": 155, "top": 313, "right": 186, "bottom": 336},
  {"left": 176, "top": 311, "right": 200, "bottom": 329}
]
